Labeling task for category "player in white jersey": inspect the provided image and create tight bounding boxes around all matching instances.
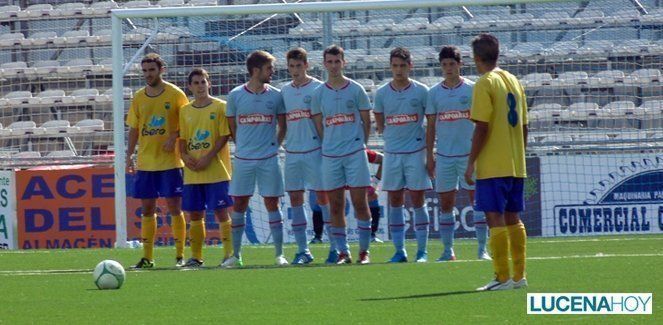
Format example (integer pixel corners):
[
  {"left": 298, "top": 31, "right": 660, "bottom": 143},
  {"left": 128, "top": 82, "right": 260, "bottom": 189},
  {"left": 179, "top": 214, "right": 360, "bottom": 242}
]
[
  {"left": 425, "top": 46, "right": 490, "bottom": 262},
  {"left": 374, "top": 47, "right": 432, "bottom": 263},
  {"left": 225, "top": 50, "right": 288, "bottom": 267},
  {"left": 281, "top": 48, "right": 335, "bottom": 264},
  {"left": 311, "top": 45, "right": 373, "bottom": 264}
]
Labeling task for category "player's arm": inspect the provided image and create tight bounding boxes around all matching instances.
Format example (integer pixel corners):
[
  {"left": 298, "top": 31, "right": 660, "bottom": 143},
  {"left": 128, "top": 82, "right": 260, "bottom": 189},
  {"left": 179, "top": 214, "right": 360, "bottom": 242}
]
[
  {"left": 163, "top": 131, "right": 179, "bottom": 152},
  {"left": 126, "top": 127, "right": 139, "bottom": 173},
  {"left": 227, "top": 117, "right": 236, "bottom": 141},
  {"left": 312, "top": 114, "right": 323, "bottom": 140},
  {"left": 179, "top": 136, "right": 198, "bottom": 171},
  {"left": 360, "top": 110, "right": 371, "bottom": 145},
  {"left": 276, "top": 114, "right": 287, "bottom": 146},
  {"left": 425, "top": 115, "right": 436, "bottom": 178},
  {"left": 465, "top": 121, "right": 489, "bottom": 186},
  {"left": 523, "top": 124, "right": 528, "bottom": 148},
  {"left": 195, "top": 135, "right": 229, "bottom": 170},
  {"left": 374, "top": 112, "right": 385, "bottom": 134}
]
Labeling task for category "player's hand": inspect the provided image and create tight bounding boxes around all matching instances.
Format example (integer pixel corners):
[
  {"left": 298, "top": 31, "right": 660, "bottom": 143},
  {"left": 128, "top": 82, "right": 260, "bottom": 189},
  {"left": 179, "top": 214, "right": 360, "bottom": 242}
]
[
  {"left": 162, "top": 137, "right": 176, "bottom": 152},
  {"left": 194, "top": 154, "right": 213, "bottom": 171},
  {"left": 464, "top": 164, "right": 475, "bottom": 186},
  {"left": 126, "top": 155, "right": 135, "bottom": 174},
  {"left": 426, "top": 154, "right": 435, "bottom": 179},
  {"left": 182, "top": 154, "right": 198, "bottom": 171}
]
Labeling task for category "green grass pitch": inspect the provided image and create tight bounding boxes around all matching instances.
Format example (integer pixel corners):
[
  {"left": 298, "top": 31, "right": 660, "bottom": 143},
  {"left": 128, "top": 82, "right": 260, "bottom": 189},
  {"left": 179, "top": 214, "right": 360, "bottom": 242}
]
[{"left": 1, "top": 235, "right": 661, "bottom": 324}]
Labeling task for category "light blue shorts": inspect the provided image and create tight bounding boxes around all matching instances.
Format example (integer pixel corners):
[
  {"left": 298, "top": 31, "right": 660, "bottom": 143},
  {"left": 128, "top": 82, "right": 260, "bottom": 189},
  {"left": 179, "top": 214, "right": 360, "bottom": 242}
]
[
  {"left": 382, "top": 149, "right": 432, "bottom": 191},
  {"left": 321, "top": 149, "right": 371, "bottom": 191},
  {"left": 284, "top": 148, "right": 324, "bottom": 192},
  {"left": 435, "top": 155, "right": 474, "bottom": 192},
  {"left": 230, "top": 154, "right": 284, "bottom": 197}
]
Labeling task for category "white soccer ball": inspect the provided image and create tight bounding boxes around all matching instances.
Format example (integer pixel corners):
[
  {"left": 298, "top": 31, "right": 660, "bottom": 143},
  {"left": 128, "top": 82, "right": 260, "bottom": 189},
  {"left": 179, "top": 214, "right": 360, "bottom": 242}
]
[{"left": 93, "top": 260, "right": 126, "bottom": 290}]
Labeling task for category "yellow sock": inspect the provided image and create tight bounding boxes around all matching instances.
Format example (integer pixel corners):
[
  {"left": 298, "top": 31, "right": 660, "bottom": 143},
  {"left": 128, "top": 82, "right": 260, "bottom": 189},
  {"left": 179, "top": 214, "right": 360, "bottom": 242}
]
[
  {"left": 220, "top": 219, "right": 233, "bottom": 259},
  {"left": 189, "top": 219, "right": 206, "bottom": 261},
  {"left": 171, "top": 212, "right": 186, "bottom": 259},
  {"left": 507, "top": 222, "right": 527, "bottom": 282},
  {"left": 141, "top": 214, "right": 157, "bottom": 261},
  {"left": 489, "top": 227, "right": 511, "bottom": 283}
]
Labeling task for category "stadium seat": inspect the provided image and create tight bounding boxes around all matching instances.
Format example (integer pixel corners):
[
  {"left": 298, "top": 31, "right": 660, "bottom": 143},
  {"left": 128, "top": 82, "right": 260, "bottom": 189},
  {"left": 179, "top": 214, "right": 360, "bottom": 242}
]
[
  {"left": 0, "top": 33, "right": 25, "bottom": 48},
  {"left": 0, "top": 5, "right": 20, "bottom": 19},
  {"left": 124, "top": 27, "right": 152, "bottom": 43},
  {"left": 38, "top": 120, "right": 74, "bottom": 135},
  {"left": 358, "top": 18, "right": 395, "bottom": 34},
  {"left": 72, "top": 119, "right": 104, "bottom": 133},
  {"left": 565, "top": 9, "right": 604, "bottom": 25},
  {"left": 552, "top": 71, "right": 589, "bottom": 87},
  {"left": 0, "top": 123, "right": 10, "bottom": 137},
  {"left": 355, "top": 79, "right": 375, "bottom": 92},
  {"left": 638, "top": 100, "right": 663, "bottom": 129},
  {"left": 86, "top": 29, "right": 113, "bottom": 44},
  {"left": 418, "top": 77, "right": 438, "bottom": 87},
  {"left": 189, "top": 0, "right": 219, "bottom": 6},
  {"left": 24, "top": 61, "right": 60, "bottom": 78},
  {"left": 462, "top": 14, "right": 501, "bottom": 29},
  {"left": 62, "top": 89, "right": 100, "bottom": 105},
  {"left": 497, "top": 13, "right": 534, "bottom": 27},
  {"left": 612, "top": 39, "right": 651, "bottom": 55},
  {"left": 630, "top": 69, "right": 661, "bottom": 83},
  {"left": 588, "top": 70, "right": 624, "bottom": 87},
  {"left": 81, "top": 1, "right": 118, "bottom": 16},
  {"left": 607, "top": 8, "right": 641, "bottom": 24},
  {"left": 7, "top": 121, "right": 39, "bottom": 135},
  {"left": 46, "top": 150, "right": 76, "bottom": 158},
  {"left": 531, "top": 103, "right": 562, "bottom": 112},
  {"left": 123, "top": 1, "right": 154, "bottom": 9},
  {"left": 16, "top": 4, "right": 53, "bottom": 18},
  {"left": 51, "top": 2, "right": 86, "bottom": 17},
  {"left": 335, "top": 19, "right": 361, "bottom": 35},
  {"left": 157, "top": 26, "right": 192, "bottom": 41},
  {"left": 531, "top": 11, "right": 569, "bottom": 27},
  {"left": 90, "top": 59, "right": 113, "bottom": 74},
  {"left": 4, "top": 91, "right": 32, "bottom": 106},
  {"left": 576, "top": 40, "right": 613, "bottom": 56},
  {"left": 641, "top": 8, "right": 663, "bottom": 24},
  {"left": 520, "top": 72, "right": 552, "bottom": 88},
  {"left": 506, "top": 42, "right": 543, "bottom": 58},
  {"left": 12, "top": 151, "right": 42, "bottom": 159},
  {"left": 0, "top": 61, "right": 28, "bottom": 78},
  {"left": 53, "top": 30, "right": 90, "bottom": 45},
  {"left": 57, "top": 59, "right": 95, "bottom": 75},
  {"left": 22, "top": 31, "right": 58, "bottom": 46},
  {"left": 430, "top": 15, "right": 463, "bottom": 30},
  {"left": 158, "top": 0, "right": 186, "bottom": 7},
  {"left": 289, "top": 20, "right": 322, "bottom": 36},
  {"left": 543, "top": 41, "right": 578, "bottom": 56},
  {"left": 392, "top": 17, "right": 429, "bottom": 32},
  {"left": 28, "top": 90, "right": 66, "bottom": 105}
]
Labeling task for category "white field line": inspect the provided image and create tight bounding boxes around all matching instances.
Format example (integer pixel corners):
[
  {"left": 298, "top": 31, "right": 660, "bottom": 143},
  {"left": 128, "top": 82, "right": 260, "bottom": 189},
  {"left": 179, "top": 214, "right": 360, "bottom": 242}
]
[{"left": 1, "top": 253, "right": 662, "bottom": 276}]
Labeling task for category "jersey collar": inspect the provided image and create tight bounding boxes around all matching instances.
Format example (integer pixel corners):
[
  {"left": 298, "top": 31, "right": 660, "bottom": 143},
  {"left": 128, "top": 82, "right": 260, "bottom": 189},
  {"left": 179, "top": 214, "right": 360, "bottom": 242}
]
[
  {"left": 389, "top": 80, "right": 412, "bottom": 93},
  {"left": 243, "top": 84, "right": 269, "bottom": 94},
  {"left": 441, "top": 78, "right": 464, "bottom": 90}
]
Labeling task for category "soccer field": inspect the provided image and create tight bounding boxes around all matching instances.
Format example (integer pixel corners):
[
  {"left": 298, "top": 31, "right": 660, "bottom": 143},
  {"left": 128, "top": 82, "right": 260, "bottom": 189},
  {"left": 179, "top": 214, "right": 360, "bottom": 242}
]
[{"left": 1, "top": 235, "right": 661, "bottom": 324}]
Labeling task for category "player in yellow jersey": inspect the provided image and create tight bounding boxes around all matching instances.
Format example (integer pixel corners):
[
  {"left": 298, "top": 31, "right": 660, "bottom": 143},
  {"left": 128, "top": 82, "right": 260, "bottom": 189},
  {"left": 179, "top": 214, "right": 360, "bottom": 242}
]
[
  {"left": 126, "top": 53, "right": 188, "bottom": 269},
  {"left": 178, "top": 68, "right": 234, "bottom": 268},
  {"left": 465, "top": 34, "right": 528, "bottom": 291}
]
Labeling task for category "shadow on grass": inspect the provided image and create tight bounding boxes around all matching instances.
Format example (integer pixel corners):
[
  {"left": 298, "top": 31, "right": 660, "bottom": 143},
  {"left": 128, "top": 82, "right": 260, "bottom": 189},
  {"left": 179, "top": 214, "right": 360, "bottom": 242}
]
[{"left": 360, "top": 290, "right": 481, "bottom": 301}]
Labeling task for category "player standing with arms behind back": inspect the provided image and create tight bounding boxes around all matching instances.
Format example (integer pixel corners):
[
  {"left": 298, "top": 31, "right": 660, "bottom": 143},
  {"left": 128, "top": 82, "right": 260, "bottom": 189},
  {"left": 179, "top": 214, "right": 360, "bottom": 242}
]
[
  {"left": 126, "top": 53, "right": 188, "bottom": 269},
  {"left": 312, "top": 45, "right": 373, "bottom": 264},
  {"left": 466, "top": 34, "right": 528, "bottom": 291},
  {"left": 425, "top": 46, "right": 490, "bottom": 262},
  {"left": 225, "top": 51, "right": 288, "bottom": 267},
  {"left": 373, "top": 47, "right": 432, "bottom": 263},
  {"left": 178, "top": 68, "right": 234, "bottom": 268}
]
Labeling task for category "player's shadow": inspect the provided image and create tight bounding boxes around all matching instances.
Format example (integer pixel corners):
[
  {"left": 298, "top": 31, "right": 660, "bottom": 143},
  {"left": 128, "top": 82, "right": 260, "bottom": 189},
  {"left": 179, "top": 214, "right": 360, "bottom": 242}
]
[{"left": 360, "top": 290, "right": 481, "bottom": 301}]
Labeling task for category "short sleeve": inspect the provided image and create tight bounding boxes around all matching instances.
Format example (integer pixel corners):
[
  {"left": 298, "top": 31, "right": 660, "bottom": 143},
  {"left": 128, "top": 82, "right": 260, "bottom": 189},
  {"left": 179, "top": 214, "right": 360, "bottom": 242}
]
[
  {"left": 357, "top": 86, "right": 372, "bottom": 111},
  {"left": 176, "top": 89, "right": 188, "bottom": 111},
  {"left": 311, "top": 86, "right": 322, "bottom": 115},
  {"left": 373, "top": 88, "right": 384, "bottom": 113},
  {"left": 275, "top": 92, "right": 286, "bottom": 115},
  {"left": 424, "top": 88, "right": 436, "bottom": 116},
  {"left": 126, "top": 97, "right": 139, "bottom": 128},
  {"left": 178, "top": 106, "right": 186, "bottom": 138},
  {"left": 470, "top": 78, "right": 493, "bottom": 123},
  {"left": 519, "top": 83, "right": 528, "bottom": 126},
  {"left": 226, "top": 92, "right": 236, "bottom": 117},
  {"left": 218, "top": 103, "right": 231, "bottom": 137}
]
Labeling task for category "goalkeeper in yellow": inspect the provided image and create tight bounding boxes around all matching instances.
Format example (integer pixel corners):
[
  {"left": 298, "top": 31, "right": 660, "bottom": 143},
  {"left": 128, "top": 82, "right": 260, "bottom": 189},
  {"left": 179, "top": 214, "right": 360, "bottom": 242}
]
[
  {"left": 126, "top": 53, "right": 188, "bottom": 268},
  {"left": 465, "top": 34, "right": 528, "bottom": 291},
  {"left": 178, "top": 68, "right": 234, "bottom": 267}
]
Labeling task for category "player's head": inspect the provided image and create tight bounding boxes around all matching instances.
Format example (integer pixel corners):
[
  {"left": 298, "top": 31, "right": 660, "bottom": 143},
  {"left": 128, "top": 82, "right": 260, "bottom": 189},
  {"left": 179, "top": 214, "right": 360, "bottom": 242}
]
[
  {"left": 471, "top": 33, "right": 499, "bottom": 73},
  {"left": 246, "top": 50, "right": 275, "bottom": 84},
  {"left": 438, "top": 46, "right": 462, "bottom": 80},
  {"left": 187, "top": 68, "right": 211, "bottom": 99},
  {"left": 389, "top": 47, "right": 412, "bottom": 82},
  {"left": 141, "top": 53, "right": 166, "bottom": 87},
  {"left": 286, "top": 47, "right": 309, "bottom": 80},
  {"left": 323, "top": 45, "right": 345, "bottom": 78}
]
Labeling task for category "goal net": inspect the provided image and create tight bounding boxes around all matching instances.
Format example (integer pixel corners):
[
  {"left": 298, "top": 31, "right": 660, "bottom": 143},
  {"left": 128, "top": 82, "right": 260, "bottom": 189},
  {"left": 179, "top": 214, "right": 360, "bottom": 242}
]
[{"left": 109, "top": 0, "right": 663, "bottom": 247}]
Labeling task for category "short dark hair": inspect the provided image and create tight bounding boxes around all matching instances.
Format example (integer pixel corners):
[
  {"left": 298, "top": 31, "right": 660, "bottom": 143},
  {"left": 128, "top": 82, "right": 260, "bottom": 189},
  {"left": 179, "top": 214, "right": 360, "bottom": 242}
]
[
  {"left": 187, "top": 68, "right": 209, "bottom": 85},
  {"left": 141, "top": 53, "right": 166, "bottom": 69},
  {"left": 390, "top": 47, "right": 411, "bottom": 64},
  {"left": 323, "top": 44, "right": 344, "bottom": 61},
  {"left": 286, "top": 47, "right": 308, "bottom": 63},
  {"left": 438, "top": 46, "right": 461, "bottom": 63},
  {"left": 471, "top": 33, "right": 500, "bottom": 65},
  {"left": 246, "top": 50, "right": 275, "bottom": 76}
]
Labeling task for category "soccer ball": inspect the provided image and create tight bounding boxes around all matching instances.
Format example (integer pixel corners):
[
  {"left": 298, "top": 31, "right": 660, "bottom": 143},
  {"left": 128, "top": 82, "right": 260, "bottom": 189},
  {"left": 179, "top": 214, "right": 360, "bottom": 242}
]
[{"left": 93, "top": 260, "right": 126, "bottom": 290}]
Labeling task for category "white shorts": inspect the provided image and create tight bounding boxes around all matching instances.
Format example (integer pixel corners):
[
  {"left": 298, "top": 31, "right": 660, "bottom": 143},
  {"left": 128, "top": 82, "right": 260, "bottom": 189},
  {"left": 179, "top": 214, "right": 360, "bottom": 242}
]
[
  {"left": 321, "top": 149, "right": 371, "bottom": 191},
  {"left": 382, "top": 149, "right": 432, "bottom": 191},
  {"left": 435, "top": 155, "right": 474, "bottom": 192},
  {"left": 230, "top": 155, "right": 284, "bottom": 197},
  {"left": 284, "top": 148, "right": 324, "bottom": 192}
]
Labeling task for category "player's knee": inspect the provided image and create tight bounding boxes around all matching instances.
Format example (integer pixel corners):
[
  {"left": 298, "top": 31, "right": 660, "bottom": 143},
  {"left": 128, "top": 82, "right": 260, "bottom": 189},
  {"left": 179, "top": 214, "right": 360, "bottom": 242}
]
[
  {"left": 215, "top": 209, "right": 230, "bottom": 222},
  {"left": 232, "top": 197, "right": 250, "bottom": 213},
  {"left": 189, "top": 211, "right": 204, "bottom": 221},
  {"left": 388, "top": 192, "right": 404, "bottom": 207},
  {"left": 288, "top": 192, "right": 304, "bottom": 206},
  {"left": 264, "top": 197, "right": 280, "bottom": 211}
]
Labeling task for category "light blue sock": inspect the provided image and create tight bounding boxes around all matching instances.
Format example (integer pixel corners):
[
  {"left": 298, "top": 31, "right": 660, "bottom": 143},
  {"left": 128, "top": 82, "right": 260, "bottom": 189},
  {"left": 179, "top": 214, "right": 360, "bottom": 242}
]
[
  {"left": 268, "top": 210, "right": 284, "bottom": 257},
  {"left": 291, "top": 205, "right": 309, "bottom": 254},
  {"left": 330, "top": 226, "right": 349, "bottom": 253},
  {"left": 230, "top": 211, "right": 246, "bottom": 258},
  {"left": 414, "top": 205, "right": 430, "bottom": 253},
  {"left": 357, "top": 219, "right": 372, "bottom": 252},
  {"left": 439, "top": 211, "right": 455, "bottom": 253},
  {"left": 473, "top": 210, "right": 488, "bottom": 252},
  {"left": 320, "top": 204, "right": 336, "bottom": 251},
  {"left": 389, "top": 206, "right": 405, "bottom": 253}
]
